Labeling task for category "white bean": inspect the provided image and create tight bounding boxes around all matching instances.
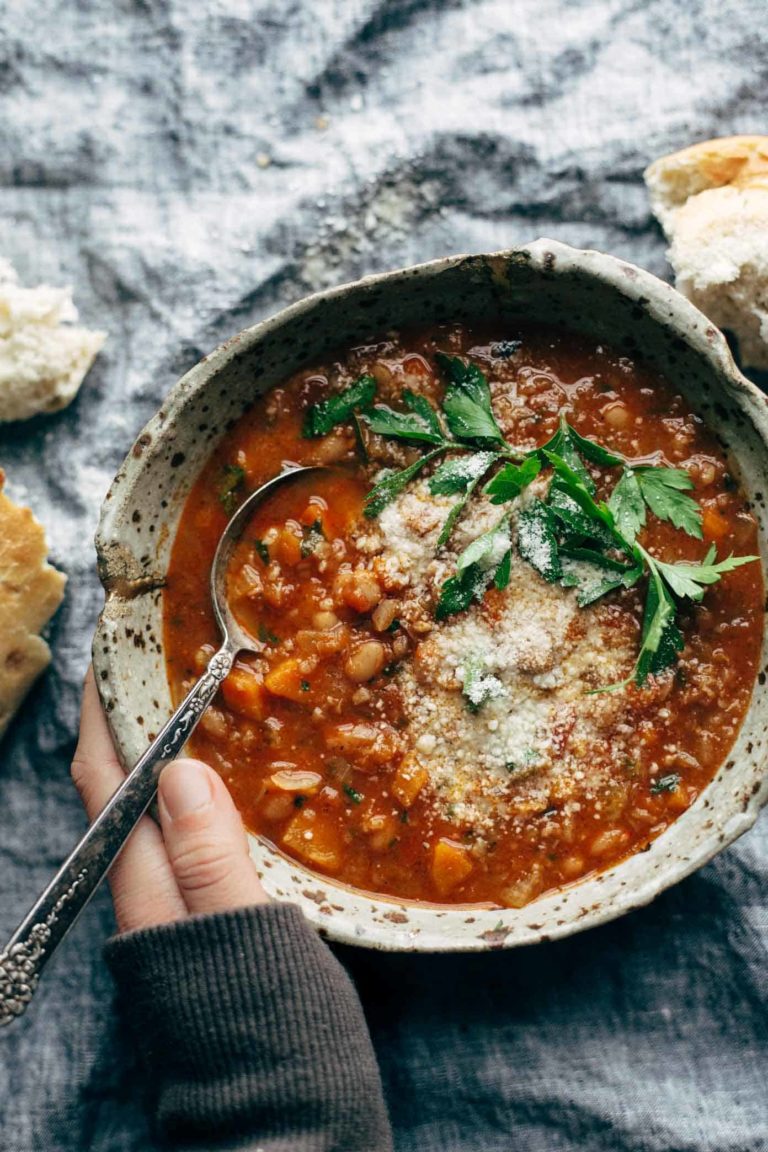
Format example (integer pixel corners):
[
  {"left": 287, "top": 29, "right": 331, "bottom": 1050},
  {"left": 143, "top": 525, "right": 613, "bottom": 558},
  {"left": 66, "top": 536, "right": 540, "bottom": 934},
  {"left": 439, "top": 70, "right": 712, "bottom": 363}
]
[{"left": 344, "top": 640, "right": 386, "bottom": 683}]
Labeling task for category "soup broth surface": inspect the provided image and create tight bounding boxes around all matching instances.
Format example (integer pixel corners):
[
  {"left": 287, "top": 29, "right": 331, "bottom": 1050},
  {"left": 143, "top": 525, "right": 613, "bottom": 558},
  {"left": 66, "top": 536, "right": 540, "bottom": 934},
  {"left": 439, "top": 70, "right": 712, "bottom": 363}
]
[{"left": 164, "top": 325, "right": 763, "bottom": 907}]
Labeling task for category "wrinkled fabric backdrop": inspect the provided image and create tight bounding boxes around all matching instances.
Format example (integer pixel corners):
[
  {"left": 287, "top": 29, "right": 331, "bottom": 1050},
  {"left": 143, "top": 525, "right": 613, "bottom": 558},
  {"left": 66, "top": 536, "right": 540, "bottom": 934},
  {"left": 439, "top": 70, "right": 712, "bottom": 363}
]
[{"left": 1, "top": 2, "right": 767, "bottom": 1150}]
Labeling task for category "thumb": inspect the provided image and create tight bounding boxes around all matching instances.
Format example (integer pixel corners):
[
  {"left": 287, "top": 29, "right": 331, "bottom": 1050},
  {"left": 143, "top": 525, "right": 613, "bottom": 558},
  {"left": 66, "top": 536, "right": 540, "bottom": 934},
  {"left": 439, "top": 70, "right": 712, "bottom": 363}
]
[{"left": 157, "top": 759, "right": 269, "bottom": 916}]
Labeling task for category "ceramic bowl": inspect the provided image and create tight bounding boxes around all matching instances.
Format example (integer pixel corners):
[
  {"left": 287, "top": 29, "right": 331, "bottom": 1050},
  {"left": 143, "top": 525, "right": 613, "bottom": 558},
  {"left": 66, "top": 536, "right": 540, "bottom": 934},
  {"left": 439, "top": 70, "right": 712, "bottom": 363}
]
[{"left": 93, "top": 239, "right": 768, "bottom": 951}]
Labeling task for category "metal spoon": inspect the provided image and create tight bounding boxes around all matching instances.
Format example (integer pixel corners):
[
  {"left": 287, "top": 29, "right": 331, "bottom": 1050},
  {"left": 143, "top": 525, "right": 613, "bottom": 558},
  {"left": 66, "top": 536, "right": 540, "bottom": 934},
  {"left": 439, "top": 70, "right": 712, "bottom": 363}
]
[{"left": 0, "top": 463, "right": 324, "bottom": 1026}]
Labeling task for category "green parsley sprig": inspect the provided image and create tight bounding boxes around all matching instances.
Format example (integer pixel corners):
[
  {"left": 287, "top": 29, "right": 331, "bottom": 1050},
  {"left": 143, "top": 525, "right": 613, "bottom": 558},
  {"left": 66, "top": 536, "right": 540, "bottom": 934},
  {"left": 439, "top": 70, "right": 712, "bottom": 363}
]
[{"left": 301, "top": 358, "right": 759, "bottom": 688}]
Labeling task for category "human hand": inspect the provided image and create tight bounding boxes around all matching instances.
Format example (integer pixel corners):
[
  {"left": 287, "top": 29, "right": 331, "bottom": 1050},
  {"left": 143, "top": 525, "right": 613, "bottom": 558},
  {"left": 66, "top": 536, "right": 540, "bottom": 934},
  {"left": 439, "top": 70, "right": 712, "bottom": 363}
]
[{"left": 71, "top": 667, "right": 269, "bottom": 934}]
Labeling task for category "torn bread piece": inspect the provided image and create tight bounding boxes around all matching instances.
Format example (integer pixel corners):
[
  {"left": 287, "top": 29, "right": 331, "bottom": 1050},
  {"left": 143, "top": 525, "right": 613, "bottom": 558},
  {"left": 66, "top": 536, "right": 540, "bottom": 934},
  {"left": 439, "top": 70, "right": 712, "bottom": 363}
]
[
  {"left": 0, "top": 469, "right": 66, "bottom": 740},
  {"left": 645, "top": 136, "right": 768, "bottom": 371},
  {"left": 0, "top": 258, "right": 106, "bottom": 422}
]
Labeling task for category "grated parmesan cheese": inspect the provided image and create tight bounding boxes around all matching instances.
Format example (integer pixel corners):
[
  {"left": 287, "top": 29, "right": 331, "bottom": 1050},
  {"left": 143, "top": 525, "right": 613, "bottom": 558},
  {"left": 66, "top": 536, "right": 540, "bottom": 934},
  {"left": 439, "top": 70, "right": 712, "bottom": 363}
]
[{"left": 368, "top": 474, "right": 640, "bottom": 839}]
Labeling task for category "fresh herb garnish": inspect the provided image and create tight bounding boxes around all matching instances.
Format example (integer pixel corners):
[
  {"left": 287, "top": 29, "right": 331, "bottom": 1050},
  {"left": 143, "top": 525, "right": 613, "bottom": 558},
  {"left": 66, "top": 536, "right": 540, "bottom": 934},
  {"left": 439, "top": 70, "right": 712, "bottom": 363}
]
[
  {"left": 253, "top": 538, "right": 270, "bottom": 564},
  {"left": 343, "top": 783, "right": 364, "bottom": 804},
  {"left": 302, "top": 374, "right": 376, "bottom": 438},
  {"left": 300, "top": 519, "right": 325, "bottom": 558},
  {"left": 333, "top": 356, "right": 758, "bottom": 690},
  {"left": 436, "top": 353, "right": 506, "bottom": 446},
  {"left": 610, "top": 466, "right": 702, "bottom": 542},
  {"left": 485, "top": 455, "right": 541, "bottom": 504},
  {"left": 300, "top": 679, "right": 311, "bottom": 692},
  {"left": 218, "top": 464, "right": 246, "bottom": 514},
  {"left": 437, "top": 515, "right": 512, "bottom": 618},
  {"left": 363, "top": 390, "right": 445, "bottom": 445},
  {"left": 257, "top": 623, "right": 280, "bottom": 646},
  {"left": 364, "top": 446, "right": 445, "bottom": 517},
  {"left": 491, "top": 340, "right": 522, "bottom": 359},
  {"left": 650, "top": 773, "right": 681, "bottom": 794}
]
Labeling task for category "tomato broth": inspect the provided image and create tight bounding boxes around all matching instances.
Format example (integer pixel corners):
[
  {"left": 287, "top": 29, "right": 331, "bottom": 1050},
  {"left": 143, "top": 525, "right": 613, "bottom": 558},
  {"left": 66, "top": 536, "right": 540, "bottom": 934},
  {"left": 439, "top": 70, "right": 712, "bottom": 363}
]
[{"left": 164, "top": 325, "right": 763, "bottom": 908}]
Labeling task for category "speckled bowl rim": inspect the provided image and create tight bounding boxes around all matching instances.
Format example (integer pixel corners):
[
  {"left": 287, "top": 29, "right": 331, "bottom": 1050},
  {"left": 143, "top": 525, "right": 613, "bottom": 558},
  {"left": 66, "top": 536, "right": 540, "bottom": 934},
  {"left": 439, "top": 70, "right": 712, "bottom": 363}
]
[{"left": 94, "top": 239, "right": 768, "bottom": 951}]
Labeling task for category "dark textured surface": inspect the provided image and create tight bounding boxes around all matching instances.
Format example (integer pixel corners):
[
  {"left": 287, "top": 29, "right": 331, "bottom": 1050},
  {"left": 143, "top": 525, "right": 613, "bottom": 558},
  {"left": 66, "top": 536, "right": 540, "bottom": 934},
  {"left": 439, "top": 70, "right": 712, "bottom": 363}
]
[
  {"left": 0, "top": 2, "right": 766, "bottom": 1149},
  {"left": 106, "top": 904, "right": 392, "bottom": 1149}
]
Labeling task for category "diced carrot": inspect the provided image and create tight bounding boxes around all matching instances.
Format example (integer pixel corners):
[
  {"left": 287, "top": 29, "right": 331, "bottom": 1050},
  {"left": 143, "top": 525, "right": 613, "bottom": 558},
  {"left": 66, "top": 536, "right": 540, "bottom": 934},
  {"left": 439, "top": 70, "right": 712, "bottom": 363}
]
[
  {"left": 391, "top": 759, "right": 429, "bottom": 808},
  {"left": 282, "top": 807, "right": 342, "bottom": 873},
  {"left": 221, "top": 665, "right": 267, "bottom": 720},
  {"left": 264, "top": 658, "right": 308, "bottom": 702},
  {"left": 300, "top": 499, "right": 330, "bottom": 533},
  {"left": 702, "top": 504, "right": 730, "bottom": 540},
  {"left": 431, "top": 838, "right": 473, "bottom": 896},
  {"left": 274, "top": 523, "right": 303, "bottom": 567}
]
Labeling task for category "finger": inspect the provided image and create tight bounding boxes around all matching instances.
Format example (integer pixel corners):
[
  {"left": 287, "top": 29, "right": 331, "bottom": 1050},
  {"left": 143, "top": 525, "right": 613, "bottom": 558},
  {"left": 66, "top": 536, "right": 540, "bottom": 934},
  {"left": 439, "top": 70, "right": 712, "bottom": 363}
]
[
  {"left": 72, "top": 668, "right": 187, "bottom": 932},
  {"left": 158, "top": 759, "right": 269, "bottom": 917}
]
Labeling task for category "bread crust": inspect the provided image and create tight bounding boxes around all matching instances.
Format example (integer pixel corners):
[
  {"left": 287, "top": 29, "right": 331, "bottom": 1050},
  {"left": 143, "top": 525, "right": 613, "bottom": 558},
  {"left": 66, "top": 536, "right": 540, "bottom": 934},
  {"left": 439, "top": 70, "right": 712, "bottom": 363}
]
[
  {"left": 0, "top": 261, "right": 106, "bottom": 423},
  {"left": 645, "top": 136, "right": 768, "bottom": 370},
  {"left": 645, "top": 136, "right": 768, "bottom": 223},
  {"left": 0, "top": 469, "right": 66, "bottom": 739}
]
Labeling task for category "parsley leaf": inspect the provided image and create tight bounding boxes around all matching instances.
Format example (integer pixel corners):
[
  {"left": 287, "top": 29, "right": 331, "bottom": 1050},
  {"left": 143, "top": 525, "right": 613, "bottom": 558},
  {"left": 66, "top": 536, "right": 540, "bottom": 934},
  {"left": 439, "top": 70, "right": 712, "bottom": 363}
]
[
  {"left": 302, "top": 375, "right": 376, "bottom": 438},
  {"left": 548, "top": 494, "right": 616, "bottom": 551},
  {"left": 564, "top": 423, "right": 624, "bottom": 469},
  {"left": 651, "top": 773, "right": 681, "bottom": 794},
  {"left": 253, "top": 538, "right": 270, "bottom": 564},
  {"left": 403, "top": 389, "right": 443, "bottom": 437},
  {"left": 484, "top": 455, "right": 542, "bottom": 504},
  {"left": 543, "top": 451, "right": 622, "bottom": 547},
  {"left": 494, "top": 549, "right": 512, "bottom": 590},
  {"left": 560, "top": 550, "right": 642, "bottom": 607},
  {"left": 436, "top": 353, "right": 506, "bottom": 446},
  {"left": 649, "top": 544, "right": 759, "bottom": 601},
  {"left": 634, "top": 467, "right": 702, "bottom": 539},
  {"left": 218, "top": 464, "right": 245, "bottom": 514},
  {"left": 300, "top": 520, "right": 325, "bottom": 558},
  {"left": 363, "top": 401, "right": 445, "bottom": 445},
  {"left": 456, "top": 516, "right": 511, "bottom": 575},
  {"left": 258, "top": 623, "right": 281, "bottom": 646},
  {"left": 436, "top": 517, "right": 510, "bottom": 617},
  {"left": 517, "top": 501, "right": 562, "bottom": 583},
  {"left": 343, "top": 783, "right": 364, "bottom": 804},
  {"left": 608, "top": 470, "right": 646, "bottom": 543},
  {"left": 430, "top": 451, "right": 499, "bottom": 495},
  {"left": 363, "top": 446, "right": 445, "bottom": 518},
  {"left": 432, "top": 452, "right": 501, "bottom": 550},
  {"left": 635, "top": 564, "right": 684, "bottom": 685},
  {"left": 436, "top": 565, "right": 489, "bottom": 619},
  {"left": 536, "top": 420, "right": 594, "bottom": 491}
]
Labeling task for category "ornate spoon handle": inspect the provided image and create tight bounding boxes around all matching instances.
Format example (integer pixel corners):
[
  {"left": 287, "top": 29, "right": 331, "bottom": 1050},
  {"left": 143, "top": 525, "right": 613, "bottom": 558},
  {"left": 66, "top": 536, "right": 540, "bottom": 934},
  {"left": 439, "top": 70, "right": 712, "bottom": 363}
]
[{"left": 0, "top": 645, "right": 235, "bottom": 1027}]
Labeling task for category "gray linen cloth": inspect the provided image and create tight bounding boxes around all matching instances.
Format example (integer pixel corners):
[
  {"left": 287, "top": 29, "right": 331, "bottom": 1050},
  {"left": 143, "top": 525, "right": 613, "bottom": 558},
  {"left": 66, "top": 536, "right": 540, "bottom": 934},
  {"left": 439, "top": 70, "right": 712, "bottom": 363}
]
[{"left": 0, "top": 2, "right": 766, "bottom": 1149}]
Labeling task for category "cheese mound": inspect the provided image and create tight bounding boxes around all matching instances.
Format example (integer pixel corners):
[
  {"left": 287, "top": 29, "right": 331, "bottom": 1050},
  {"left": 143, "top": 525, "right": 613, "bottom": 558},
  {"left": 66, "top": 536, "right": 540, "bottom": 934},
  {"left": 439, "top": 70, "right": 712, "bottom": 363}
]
[
  {"left": 0, "top": 257, "right": 106, "bottom": 422},
  {"left": 370, "top": 478, "right": 640, "bottom": 839}
]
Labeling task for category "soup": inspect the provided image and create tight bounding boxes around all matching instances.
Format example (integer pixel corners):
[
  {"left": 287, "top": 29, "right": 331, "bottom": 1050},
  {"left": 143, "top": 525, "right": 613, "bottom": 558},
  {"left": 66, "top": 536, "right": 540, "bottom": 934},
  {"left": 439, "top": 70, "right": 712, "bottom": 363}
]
[{"left": 163, "top": 325, "right": 763, "bottom": 907}]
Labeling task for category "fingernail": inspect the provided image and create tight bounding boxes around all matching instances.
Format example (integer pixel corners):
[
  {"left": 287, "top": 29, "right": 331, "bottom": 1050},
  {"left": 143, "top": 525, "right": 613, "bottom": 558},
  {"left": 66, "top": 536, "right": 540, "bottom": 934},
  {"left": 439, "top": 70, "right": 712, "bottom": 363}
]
[{"left": 159, "top": 760, "right": 214, "bottom": 820}]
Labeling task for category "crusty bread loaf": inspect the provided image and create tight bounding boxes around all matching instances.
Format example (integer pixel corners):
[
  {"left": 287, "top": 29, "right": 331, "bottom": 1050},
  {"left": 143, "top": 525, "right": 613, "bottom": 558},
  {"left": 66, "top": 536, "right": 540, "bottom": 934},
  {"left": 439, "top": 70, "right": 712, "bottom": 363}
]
[
  {"left": 0, "top": 258, "right": 106, "bottom": 422},
  {"left": 644, "top": 136, "right": 768, "bottom": 370},
  {"left": 0, "top": 469, "right": 66, "bottom": 740}
]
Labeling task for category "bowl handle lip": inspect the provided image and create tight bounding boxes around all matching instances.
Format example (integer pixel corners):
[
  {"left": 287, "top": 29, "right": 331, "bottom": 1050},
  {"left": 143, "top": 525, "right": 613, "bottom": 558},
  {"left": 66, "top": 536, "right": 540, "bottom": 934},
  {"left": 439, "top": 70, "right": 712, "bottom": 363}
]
[{"left": 95, "top": 237, "right": 766, "bottom": 565}]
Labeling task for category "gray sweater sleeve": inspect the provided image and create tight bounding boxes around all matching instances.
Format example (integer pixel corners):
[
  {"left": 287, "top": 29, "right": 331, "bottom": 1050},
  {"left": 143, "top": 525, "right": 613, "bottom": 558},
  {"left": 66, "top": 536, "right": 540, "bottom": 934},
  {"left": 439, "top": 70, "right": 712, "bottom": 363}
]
[{"left": 105, "top": 903, "right": 392, "bottom": 1151}]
